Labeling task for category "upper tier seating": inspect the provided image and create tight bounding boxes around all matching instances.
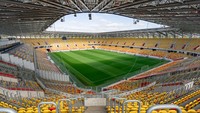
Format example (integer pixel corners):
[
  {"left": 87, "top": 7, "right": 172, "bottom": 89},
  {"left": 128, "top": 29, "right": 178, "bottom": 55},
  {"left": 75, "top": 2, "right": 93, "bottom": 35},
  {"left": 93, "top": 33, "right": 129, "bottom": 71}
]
[
  {"left": 21, "top": 37, "right": 200, "bottom": 52},
  {"left": 7, "top": 44, "right": 34, "bottom": 62},
  {"left": 0, "top": 60, "right": 43, "bottom": 91},
  {"left": 20, "top": 38, "right": 91, "bottom": 51},
  {"left": 39, "top": 77, "right": 83, "bottom": 94},
  {"left": 36, "top": 49, "right": 61, "bottom": 73}
]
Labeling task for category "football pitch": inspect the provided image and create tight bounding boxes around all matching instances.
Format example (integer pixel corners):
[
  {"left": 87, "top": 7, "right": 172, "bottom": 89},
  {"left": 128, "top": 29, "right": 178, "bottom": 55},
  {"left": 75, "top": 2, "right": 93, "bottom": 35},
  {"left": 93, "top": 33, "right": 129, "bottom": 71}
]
[{"left": 48, "top": 49, "right": 169, "bottom": 87}]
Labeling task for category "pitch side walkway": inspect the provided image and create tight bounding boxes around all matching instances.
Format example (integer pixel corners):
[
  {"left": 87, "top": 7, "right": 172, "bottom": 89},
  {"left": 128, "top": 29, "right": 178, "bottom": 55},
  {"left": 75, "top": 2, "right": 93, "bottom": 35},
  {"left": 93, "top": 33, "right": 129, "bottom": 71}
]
[{"left": 85, "top": 106, "right": 106, "bottom": 113}]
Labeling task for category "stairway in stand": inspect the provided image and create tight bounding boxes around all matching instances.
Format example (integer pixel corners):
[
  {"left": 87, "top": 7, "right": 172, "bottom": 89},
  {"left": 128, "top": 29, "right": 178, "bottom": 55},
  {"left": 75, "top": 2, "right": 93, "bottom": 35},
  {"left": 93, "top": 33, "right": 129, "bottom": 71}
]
[{"left": 84, "top": 106, "right": 106, "bottom": 113}]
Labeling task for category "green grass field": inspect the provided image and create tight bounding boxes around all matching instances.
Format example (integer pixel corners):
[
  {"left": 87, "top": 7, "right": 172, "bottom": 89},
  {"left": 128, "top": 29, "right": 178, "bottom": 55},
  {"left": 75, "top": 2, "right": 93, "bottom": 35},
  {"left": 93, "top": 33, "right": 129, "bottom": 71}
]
[{"left": 49, "top": 49, "right": 169, "bottom": 87}]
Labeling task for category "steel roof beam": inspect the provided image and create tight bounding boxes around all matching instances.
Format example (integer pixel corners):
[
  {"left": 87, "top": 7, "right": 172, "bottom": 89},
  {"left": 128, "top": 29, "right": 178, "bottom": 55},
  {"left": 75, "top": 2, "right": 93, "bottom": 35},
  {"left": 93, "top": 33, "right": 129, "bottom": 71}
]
[
  {"left": 91, "top": 0, "right": 108, "bottom": 11},
  {"left": 76, "top": 0, "right": 90, "bottom": 11},
  {"left": 105, "top": 0, "right": 156, "bottom": 12},
  {"left": 69, "top": 0, "right": 82, "bottom": 12},
  {"left": 0, "top": 2, "right": 67, "bottom": 14},
  {"left": 40, "top": 0, "right": 76, "bottom": 11},
  {"left": 118, "top": 8, "right": 199, "bottom": 14},
  {"left": 0, "top": 0, "right": 44, "bottom": 9},
  {"left": 137, "top": 0, "right": 200, "bottom": 10}
]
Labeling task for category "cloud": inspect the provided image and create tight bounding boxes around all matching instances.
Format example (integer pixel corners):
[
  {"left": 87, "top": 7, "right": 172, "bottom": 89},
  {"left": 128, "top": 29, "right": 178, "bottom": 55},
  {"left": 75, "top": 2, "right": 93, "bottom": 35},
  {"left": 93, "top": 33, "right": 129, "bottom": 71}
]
[{"left": 46, "top": 13, "right": 162, "bottom": 33}]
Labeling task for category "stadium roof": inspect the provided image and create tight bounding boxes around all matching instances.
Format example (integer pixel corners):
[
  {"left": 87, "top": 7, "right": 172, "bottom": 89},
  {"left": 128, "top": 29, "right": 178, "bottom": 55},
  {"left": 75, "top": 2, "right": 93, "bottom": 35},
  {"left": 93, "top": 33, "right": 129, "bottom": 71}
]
[
  {"left": 43, "top": 27, "right": 182, "bottom": 38},
  {"left": 0, "top": 0, "right": 200, "bottom": 35}
]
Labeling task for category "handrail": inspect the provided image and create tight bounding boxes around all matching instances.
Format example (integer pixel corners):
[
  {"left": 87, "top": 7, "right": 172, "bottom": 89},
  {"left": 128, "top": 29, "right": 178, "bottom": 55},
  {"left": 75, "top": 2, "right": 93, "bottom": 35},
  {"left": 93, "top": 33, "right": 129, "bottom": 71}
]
[
  {"left": 146, "top": 104, "right": 182, "bottom": 113},
  {"left": 70, "top": 98, "right": 78, "bottom": 101},
  {"left": 58, "top": 99, "right": 72, "bottom": 113},
  {"left": 113, "top": 97, "right": 127, "bottom": 113},
  {"left": 0, "top": 108, "right": 17, "bottom": 113},
  {"left": 70, "top": 97, "right": 83, "bottom": 112},
  {"left": 110, "top": 97, "right": 118, "bottom": 113},
  {"left": 38, "top": 102, "right": 58, "bottom": 113},
  {"left": 122, "top": 100, "right": 141, "bottom": 113}
]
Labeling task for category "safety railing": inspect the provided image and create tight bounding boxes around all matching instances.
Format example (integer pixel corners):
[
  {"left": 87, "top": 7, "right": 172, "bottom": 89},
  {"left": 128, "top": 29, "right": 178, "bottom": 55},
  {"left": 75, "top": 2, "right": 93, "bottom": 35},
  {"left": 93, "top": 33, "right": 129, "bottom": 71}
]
[
  {"left": 0, "top": 108, "right": 17, "bottom": 113},
  {"left": 70, "top": 98, "right": 78, "bottom": 112},
  {"left": 122, "top": 100, "right": 141, "bottom": 113},
  {"left": 109, "top": 97, "right": 116, "bottom": 113},
  {"left": 37, "top": 97, "right": 84, "bottom": 113},
  {"left": 108, "top": 97, "right": 116, "bottom": 113},
  {"left": 58, "top": 99, "right": 72, "bottom": 113},
  {"left": 38, "top": 102, "right": 58, "bottom": 113},
  {"left": 146, "top": 104, "right": 182, "bottom": 113},
  {"left": 110, "top": 97, "right": 127, "bottom": 113}
]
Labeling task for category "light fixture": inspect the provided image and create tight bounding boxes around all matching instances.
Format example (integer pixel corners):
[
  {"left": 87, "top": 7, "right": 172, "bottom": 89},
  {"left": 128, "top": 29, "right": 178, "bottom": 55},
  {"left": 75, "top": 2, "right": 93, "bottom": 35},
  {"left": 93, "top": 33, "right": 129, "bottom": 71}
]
[
  {"left": 89, "top": 13, "right": 92, "bottom": 20},
  {"left": 61, "top": 17, "right": 65, "bottom": 22},
  {"left": 133, "top": 19, "right": 137, "bottom": 24},
  {"left": 133, "top": 19, "right": 139, "bottom": 24}
]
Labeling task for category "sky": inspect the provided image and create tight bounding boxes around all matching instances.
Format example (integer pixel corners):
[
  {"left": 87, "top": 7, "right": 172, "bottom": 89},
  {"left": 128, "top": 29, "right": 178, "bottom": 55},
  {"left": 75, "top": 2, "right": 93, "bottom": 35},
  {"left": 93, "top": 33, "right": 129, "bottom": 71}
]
[{"left": 46, "top": 13, "right": 164, "bottom": 33}]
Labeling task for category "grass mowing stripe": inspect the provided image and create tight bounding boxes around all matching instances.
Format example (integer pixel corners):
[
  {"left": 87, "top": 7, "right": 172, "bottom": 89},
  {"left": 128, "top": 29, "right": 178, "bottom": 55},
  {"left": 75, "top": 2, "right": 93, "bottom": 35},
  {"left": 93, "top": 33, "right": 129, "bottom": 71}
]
[
  {"left": 96, "top": 49, "right": 167, "bottom": 65},
  {"left": 90, "top": 49, "right": 135, "bottom": 58},
  {"left": 72, "top": 50, "right": 131, "bottom": 73},
  {"left": 63, "top": 52, "right": 122, "bottom": 76},
  {"left": 60, "top": 51, "right": 131, "bottom": 85},
  {"left": 49, "top": 52, "right": 94, "bottom": 85},
  {"left": 50, "top": 52, "right": 114, "bottom": 86},
  {"left": 84, "top": 50, "right": 165, "bottom": 69},
  {"left": 61, "top": 52, "right": 116, "bottom": 81},
  {"left": 49, "top": 49, "right": 169, "bottom": 86},
  {"left": 89, "top": 49, "right": 153, "bottom": 64},
  {"left": 54, "top": 52, "right": 97, "bottom": 86},
  {"left": 68, "top": 51, "right": 148, "bottom": 84},
  {"left": 78, "top": 50, "right": 136, "bottom": 66},
  {"left": 84, "top": 49, "right": 132, "bottom": 59},
  {"left": 74, "top": 50, "right": 147, "bottom": 76}
]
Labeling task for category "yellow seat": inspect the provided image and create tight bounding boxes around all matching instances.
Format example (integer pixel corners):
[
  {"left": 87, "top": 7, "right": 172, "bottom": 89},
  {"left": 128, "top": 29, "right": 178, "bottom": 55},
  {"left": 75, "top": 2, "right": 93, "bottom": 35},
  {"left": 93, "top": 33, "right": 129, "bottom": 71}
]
[
  {"left": 77, "top": 109, "right": 83, "bottom": 113},
  {"left": 182, "top": 110, "right": 187, "bottom": 113},
  {"left": 168, "top": 110, "right": 177, "bottom": 113},
  {"left": 141, "top": 108, "right": 146, "bottom": 111},
  {"left": 18, "top": 111, "right": 25, "bottom": 113},
  {"left": 152, "top": 110, "right": 158, "bottom": 113},
  {"left": 141, "top": 111, "right": 146, "bottom": 113},
  {"left": 130, "top": 111, "right": 138, "bottom": 113},
  {"left": 34, "top": 110, "right": 39, "bottom": 113},
  {"left": 188, "top": 109, "right": 197, "bottom": 113},
  {"left": 19, "top": 108, "right": 26, "bottom": 110},
  {"left": 159, "top": 110, "right": 167, "bottom": 113},
  {"left": 42, "top": 110, "right": 51, "bottom": 113},
  {"left": 13, "top": 107, "right": 18, "bottom": 110},
  {"left": 27, "top": 110, "right": 34, "bottom": 113},
  {"left": 131, "top": 108, "right": 138, "bottom": 111},
  {"left": 51, "top": 110, "right": 56, "bottom": 113},
  {"left": 60, "top": 109, "right": 67, "bottom": 113}
]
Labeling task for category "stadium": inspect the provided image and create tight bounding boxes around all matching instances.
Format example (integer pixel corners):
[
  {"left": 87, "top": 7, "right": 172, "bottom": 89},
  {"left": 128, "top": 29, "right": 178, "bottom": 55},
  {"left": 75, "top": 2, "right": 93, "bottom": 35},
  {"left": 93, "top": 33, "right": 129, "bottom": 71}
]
[{"left": 0, "top": 0, "right": 200, "bottom": 113}]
